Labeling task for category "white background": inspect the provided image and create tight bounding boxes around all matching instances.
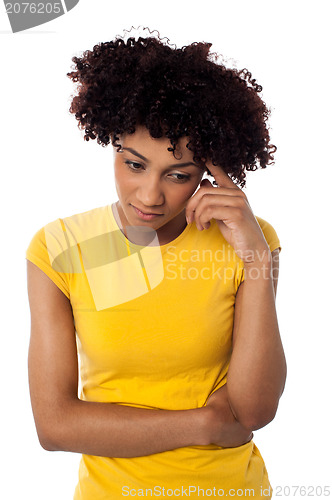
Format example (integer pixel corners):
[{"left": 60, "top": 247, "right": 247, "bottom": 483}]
[{"left": 1, "top": 0, "right": 331, "bottom": 498}]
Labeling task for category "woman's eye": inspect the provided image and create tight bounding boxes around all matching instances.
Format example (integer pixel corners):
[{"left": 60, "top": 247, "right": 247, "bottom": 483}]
[
  {"left": 124, "top": 161, "right": 190, "bottom": 182},
  {"left": 125, "top": 160, "right": 143, "bottom": 170},
  {"left": 171, "top": 173, "right": 190, "bottom": 182}
]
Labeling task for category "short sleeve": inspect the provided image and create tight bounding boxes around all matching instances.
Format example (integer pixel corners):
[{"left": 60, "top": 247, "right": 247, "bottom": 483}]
[
  {"left": 255, "top": 216, "right": 282, "bottom": 254},
  {"left": 235, "top": 216, "right": 281, "bottom": 288},
  {"left": 25, "top": 220, "right": 73, "bottom": 299}
]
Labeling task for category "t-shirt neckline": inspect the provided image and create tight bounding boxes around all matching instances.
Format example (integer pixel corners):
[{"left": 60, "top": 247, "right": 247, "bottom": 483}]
[{"left": 107, "top": 203, "right": 192, "bottom": 251}]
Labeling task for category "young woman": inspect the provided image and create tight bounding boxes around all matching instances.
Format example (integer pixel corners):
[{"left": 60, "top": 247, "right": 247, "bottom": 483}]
[{"left": 26, "top": 30, "right": 287, "bottom": 500}]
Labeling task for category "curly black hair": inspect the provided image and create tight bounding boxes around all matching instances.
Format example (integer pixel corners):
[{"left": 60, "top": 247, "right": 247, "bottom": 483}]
[{"left": 67, "top": 29, "right": 276, "bottom": 188}]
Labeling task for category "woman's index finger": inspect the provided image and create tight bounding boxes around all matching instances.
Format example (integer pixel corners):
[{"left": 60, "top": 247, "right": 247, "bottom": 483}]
[{"left": 206, "top": 162, "right": 239, "bottom": 189}]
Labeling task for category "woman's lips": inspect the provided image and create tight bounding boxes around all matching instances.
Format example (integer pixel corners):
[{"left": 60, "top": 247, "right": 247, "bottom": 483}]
[{"left": 131, "top": 204, "right": 163, "bottom": 220}]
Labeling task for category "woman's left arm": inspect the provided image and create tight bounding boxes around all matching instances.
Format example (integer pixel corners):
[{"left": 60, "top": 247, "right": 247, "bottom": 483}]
[
  {"left": 226, "top": 247, "right": 286, "bottom": 430},
  {"left": 186, "top": 166, "right": 287, "bottom": 431}
]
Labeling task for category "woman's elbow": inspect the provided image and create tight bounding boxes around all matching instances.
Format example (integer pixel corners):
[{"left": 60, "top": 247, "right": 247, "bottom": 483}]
[
  {"left": 37, "top": 426, "right": 60, "bottom": 452},
  {"left": 34, "top": 406, "right": 69, "bottom": 452},
  {"left": 246, "top": 375, "right": 287, "bottom": 430},
  {"left": 241, "top": 401, "right": 280, "bottom": 431}
]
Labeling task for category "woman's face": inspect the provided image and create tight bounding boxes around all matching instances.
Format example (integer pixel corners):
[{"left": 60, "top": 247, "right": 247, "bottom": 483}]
[{"left": 113, "top": 126, "right": 205, "bottom": 245}]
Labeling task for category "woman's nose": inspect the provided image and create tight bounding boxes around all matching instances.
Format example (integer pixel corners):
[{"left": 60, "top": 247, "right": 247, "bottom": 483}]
[{"left": 136, "top": 178, "right": 165, "bottom": 207}]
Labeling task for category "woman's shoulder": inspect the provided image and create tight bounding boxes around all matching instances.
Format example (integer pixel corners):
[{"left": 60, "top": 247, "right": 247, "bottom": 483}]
[
  {"left": 254, "top": 215, "right": 282, "bottom": 254},
  {"left": 25, "top": 204, "right": 111, "bottom": 275},
  {"left": 27, "top": 204, "right": 110, "bottom": 243}
]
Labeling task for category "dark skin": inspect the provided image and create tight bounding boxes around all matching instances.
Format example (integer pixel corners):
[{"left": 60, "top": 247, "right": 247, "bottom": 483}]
[
  {"left": 186, "top": 160, "right": 286, "bottom": 427},
  {"left": 27, "top": 127, "right": 284, "bottom": 457},
  {"left": 27, "top": 260, "right": 255, "bottom": 456}
]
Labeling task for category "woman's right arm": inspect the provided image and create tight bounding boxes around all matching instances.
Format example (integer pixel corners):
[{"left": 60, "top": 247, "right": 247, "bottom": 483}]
[{"left": 27, "top": 261, "right": 252, "bottom": 458}]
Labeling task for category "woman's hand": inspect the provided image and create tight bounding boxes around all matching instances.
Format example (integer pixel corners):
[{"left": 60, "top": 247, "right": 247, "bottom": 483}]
[
  {"left": 203, "top": 384, "right": 253, "bottom": 448},
  {"left": 186, "top": 164, "right": 271, "bottom": 265}
]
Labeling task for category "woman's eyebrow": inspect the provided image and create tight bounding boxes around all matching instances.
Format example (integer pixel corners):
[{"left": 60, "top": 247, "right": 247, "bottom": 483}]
[
  {"left": 122, "top": 147, "right": 201, "bottom": 169},
  {"left": 122, "top": 147, "right": 148, "bottom": 162}
]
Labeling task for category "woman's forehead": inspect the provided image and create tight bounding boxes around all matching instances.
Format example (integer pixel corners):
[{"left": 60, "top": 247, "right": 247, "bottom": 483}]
[{"left": 120, "top": 127, "right": 194, "bottom": 162}]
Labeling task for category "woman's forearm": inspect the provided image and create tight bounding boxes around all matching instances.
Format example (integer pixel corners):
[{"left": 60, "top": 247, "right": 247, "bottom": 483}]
[
  {"left": 43, "top": 385, "right": 254, "bottom": 457},
  {"left": 226, "top": 256, "right": 287, "bottom": 430},
  {"left": 44, "top": 398, "right": 208, "bottom": 457}
]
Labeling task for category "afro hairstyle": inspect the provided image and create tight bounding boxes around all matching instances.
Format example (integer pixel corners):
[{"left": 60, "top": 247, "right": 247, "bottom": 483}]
[{"left": 67, "top": 28, "right": 276, "bottom": 188}]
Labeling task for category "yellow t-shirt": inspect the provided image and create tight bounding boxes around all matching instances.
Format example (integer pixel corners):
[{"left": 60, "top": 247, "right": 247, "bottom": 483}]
[{"left": 25, "top": 203, "right": 281, "bottom": 500}]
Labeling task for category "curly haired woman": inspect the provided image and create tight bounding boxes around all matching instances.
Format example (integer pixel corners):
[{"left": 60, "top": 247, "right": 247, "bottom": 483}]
[{"left": 26, "top": 28, "right": 287, "bottom": 500}]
